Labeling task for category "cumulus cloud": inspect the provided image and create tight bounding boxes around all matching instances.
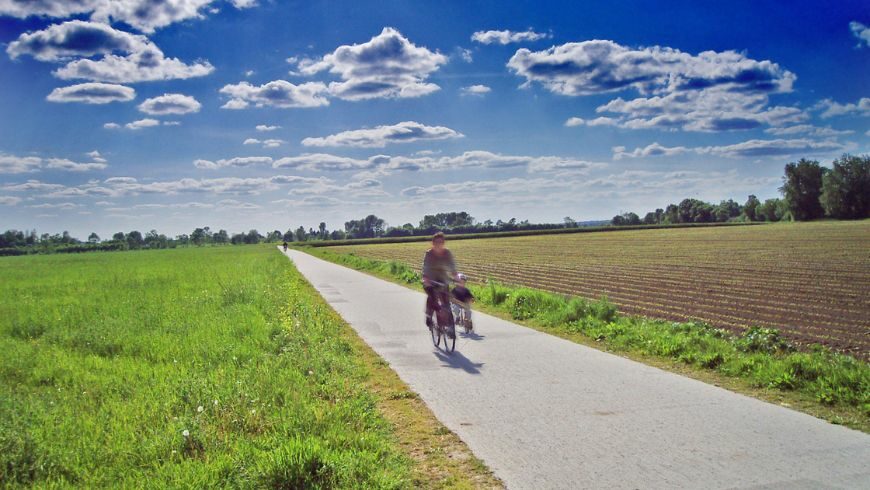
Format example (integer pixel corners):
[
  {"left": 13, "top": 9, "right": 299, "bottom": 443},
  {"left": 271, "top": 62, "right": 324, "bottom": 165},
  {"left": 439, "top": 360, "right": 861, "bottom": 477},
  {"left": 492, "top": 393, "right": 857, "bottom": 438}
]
[
  {"left": 850, "top": 21, "right": 870, "bottom": 48},
  {"left": 813, "top": 97, "right": 870, "bottom": 118},
  {"left": 256, "top": 124, "right": 281, "bottom": 131},
  {"left": 471, "top": 29, "right": 550, "bottom": 45},
  {"left": 125, "top": 118, "right": 160, "bottom": 130},
  {"left": 698, "top": 138, "right": 846, "bottom": 158},
  {"left": 509, "top": 40, "right": 794, "bottom": 96},
  {"left": 297, "top": 27, "right": 447, "bottom": 100},
  {"left": 564, "top": 116, "right": 619, "bottom": 127},
  {"left": 461, "top": 84, "right": 491, "bottom": 96},
  {"left": 764, "top": 125, "right": 854, "bottom": 137},
  {"left": 103, "top": 122, "right": 121, "bottom": 129},
  {"left": 510, "top": 39, "right": 800, "bottom": 132},
  {"left": 219, "top": 80, "right": 329, "bottom": 109},
  {"left": 46, "top": 82, "right": 135, "bottom": 104},
  {"left": 138, "top": 93, "right": 201, "bottom": 115},
  {"left": 0, "top": 196, "right": 22, "bottom": 205},
  {"left": 7, "top": 19, "right": 214, "bottom": 83},
  {"left": 287, "top": 178, "right": 385, "bottom": 198},
  {"left": 0, "top": 152, "right": 107, "bottom": 173},
  {"left": 612, "top": 142, "right": 690, "bottom": 160},
  {"left": 54, "top": 44, "right": 214, "bottom": 83},
  {"left": 193, "top": 156, "right": 273, "bottom": 169},
  {"left": 273, "top": 153, "right": 380, "bottom": 171},
  {"left": 0, "top": 0, "right": 228, "bottom": 34},
  {"left": 6, "top": 20, "right": 149, "bottom": 61},
  {"left": 301, "top": 121, "right": 463, "bottom": 148},
  {"left": 243, "top": 138, "right": 285, "bottom": 148}
]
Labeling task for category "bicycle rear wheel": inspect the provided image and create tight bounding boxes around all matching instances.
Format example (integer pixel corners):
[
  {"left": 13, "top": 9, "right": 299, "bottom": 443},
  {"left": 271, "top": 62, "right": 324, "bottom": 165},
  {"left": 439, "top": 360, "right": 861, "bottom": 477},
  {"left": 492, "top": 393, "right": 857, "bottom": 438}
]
[
  {"left": 429, "top": 322, "right": 440, "bottom": 348},
  {"left": 443, "top": 326, "right": 455, "bottom": 352}
]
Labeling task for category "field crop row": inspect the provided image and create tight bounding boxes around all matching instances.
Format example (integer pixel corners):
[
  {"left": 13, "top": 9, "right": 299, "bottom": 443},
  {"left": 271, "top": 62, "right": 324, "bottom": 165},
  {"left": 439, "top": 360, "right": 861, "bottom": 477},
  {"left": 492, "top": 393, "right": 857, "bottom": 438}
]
[{"left": 322, "top": 221, "right": 870, "bottom": 358}]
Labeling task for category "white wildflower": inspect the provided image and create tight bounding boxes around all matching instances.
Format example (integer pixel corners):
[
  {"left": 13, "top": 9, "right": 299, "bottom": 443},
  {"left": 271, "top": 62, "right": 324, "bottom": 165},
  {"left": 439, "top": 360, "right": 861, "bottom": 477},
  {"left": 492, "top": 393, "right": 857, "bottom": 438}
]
[{"left": 182, "top": 429, "right": 189, "bottom": 437}]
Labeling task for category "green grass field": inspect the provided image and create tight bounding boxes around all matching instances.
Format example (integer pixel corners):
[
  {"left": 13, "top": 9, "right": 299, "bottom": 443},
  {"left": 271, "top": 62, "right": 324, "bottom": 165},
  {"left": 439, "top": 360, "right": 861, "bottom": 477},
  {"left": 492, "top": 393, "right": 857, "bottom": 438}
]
[{"left": 0, "top": 246, "right": 417, "bottom": 487}]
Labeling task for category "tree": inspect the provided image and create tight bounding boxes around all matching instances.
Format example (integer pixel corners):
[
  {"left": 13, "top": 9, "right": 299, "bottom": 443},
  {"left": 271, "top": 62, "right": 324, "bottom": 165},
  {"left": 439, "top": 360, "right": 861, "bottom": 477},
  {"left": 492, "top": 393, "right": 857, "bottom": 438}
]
[
  {"left": 283, "top": 228, "right": 295, "bottom": 242},
  {"left": 295, "top": 226, "right": 307, "bottom": 242},
  {"left": 820, "top": 154, "right": 870, "bottom": 219},
  {"left": 191, "top": 227, "right": 207, "bottom": 246},
  {"left": 112, "top": 232, "right": 125, "bottom": 241},
  {"left": 757, "top": 198, "right": 787, "bottom": 222},
  {"left": 743, "top": 195, "right": 760, "bottom": 221},
  {"left": 244, "top": 229, "right": 262, "bottom": 244},
  {"left": 611, "top": 214, "right": 625, "bottom": 226},
  {"left": 780, "top": 159, "right": 826, "bottom": 221},
  {"left": 564, "top": 216, "right": 576, "bottom": 227},
  {"left": 345, "top": 214, "right": 386, "bottom": 238},
  {"left": 266, "top": 230, "right": 282, "bottom": 242},
  {"left": 213, "top": 229, "right": 229, "bottom": 244},
  {"left": 87, "top": 232, "right": 100, "bottom": 243},
  {"left": 663, "top": 204, "right": 679, "bottom": 224},
  {"left": 318, "top": 222, "right": 327, "bottom": 239},
  {"left": 642, "top": 212, "right": 657, "bottom": 225},
  {"left": 126, "top": 230, "right": 144, "bottom": 249}
]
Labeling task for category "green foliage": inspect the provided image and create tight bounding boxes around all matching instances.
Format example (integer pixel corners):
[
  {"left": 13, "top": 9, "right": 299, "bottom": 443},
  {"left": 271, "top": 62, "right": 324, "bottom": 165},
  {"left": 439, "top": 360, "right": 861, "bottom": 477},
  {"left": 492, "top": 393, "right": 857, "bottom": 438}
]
[
  {"left": 780, "top": 158, "right": 826, "bottom": 221},
  {"left": 820, "top": 154, "right": 870, "bottom": 219},
  {"left": 0, "top": 247, "right": 410, "bottom": 487}
]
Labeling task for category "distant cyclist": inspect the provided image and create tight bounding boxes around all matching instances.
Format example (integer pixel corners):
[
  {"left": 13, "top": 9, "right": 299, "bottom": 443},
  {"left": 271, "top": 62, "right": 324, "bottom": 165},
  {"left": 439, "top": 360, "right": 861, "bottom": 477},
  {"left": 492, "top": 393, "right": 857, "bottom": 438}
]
[
  {"left": 422, "top": 232, "right": 459, "bottom": 334},
  {"left": 282, "top": 241, "right": 288, "bottom": 252}
]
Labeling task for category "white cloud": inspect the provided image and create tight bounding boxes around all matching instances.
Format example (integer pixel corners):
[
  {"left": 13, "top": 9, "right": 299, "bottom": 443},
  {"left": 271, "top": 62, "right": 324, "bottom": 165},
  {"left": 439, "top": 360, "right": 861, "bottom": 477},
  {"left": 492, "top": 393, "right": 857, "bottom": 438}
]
[
  {"left": 301, "top": 121, "right": 463, "bottom": 148},
  {"left": 471, "top": 29, "right": 550, "bottom": 45},
  {"left": 138, "top": 93, "right": 201, "bottom": 115},
  {"left": 103, "top": 122, "right": 121, "bottom": 129},
  {"left": 461, "top": 84, "right": 491, "bottom": 96},
  {"left": 698, "top": 138, "right": 846, "bottom": 158},
  {"left": 287, "top": 178, "right": 385, "bottom": 198},
  {"left": 457, "top": 48, "right": 473, "bottom": 63},
  {"left": 764, "top": 125, "right": 854, "bottom": 137},
  {"left": 219, "top": 80, "right": 329, "bottom": 109},
  {"left": 297, "top": 27, "right": 447, "bottom": 101},
  {"left": 510, "top": 39, "right": 800, "bottom": 133},
  {"left": 850, "top": 21, "right": 870, "bottom": 48},
  {"left": 612, "top": 143, "right": 690, "bottom": 160},
  {"left": 509, "top": 40, "right": 795, "bottom": 96},
  {"left": 54, "top": 44, "right": 214, "bottom": 83},
  {"left": 30, "top": 202, "right": 80, "bottom": 209},
  {"left": 256, "top": 124, "right": 281, "bottom": 132},
  {"left": 273, "top": 153, "right": 383, "bottom": 171},
  {"left": 7, "top": 20, "right": 149, "bottom": 61},
  {"left": 564, "top": 116, "right": 619, "bottom": 127},
  {"left": 46, "top": 82, "right": 135, "bottom": 104},
  {"left": 0, "top": 154, "right": 42, "bottom": 173},
  {"left": 813, "top": 97, "right": 870, "bottom": 118},
  {"left": 242, "top": 138, "right": 285, "bottom": 148},
  {"left": 0, "top": 0, "right": 222, "bottom": 34},
  {"left": 194, "top": 156, "right": 273, "bottom": 169},
  {"left": 0, "top": 153, "right": 107, "bottom": 173},
  {"left": 0, "top": 196, "right": 22, "bottom": 205},
  {"left": 1, "top": 180, "right": 67, "bottom": 192},
  {"left": 87, "top": 150, "right": 106, "bottom": 162},
  {"left": 125, "top": 118, "right": 161, "bottom": 130}
]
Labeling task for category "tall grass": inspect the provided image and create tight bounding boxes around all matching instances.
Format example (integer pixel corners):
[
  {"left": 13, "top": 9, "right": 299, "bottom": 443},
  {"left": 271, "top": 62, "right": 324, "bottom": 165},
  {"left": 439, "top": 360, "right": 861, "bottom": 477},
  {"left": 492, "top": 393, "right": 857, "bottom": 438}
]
[
  {"left": 0, "top": 246, "right": 410, "bottom": 487},
  {"left": 308, "top": 248, "right": 870, "bottom": 422}
]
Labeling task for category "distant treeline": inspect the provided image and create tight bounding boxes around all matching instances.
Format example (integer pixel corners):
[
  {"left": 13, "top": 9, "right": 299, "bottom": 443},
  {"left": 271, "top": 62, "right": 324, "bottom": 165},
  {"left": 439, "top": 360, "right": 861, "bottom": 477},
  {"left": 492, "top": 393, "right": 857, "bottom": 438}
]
[{"left": 611, "top": 154, "right": 870, "bottom": 226}]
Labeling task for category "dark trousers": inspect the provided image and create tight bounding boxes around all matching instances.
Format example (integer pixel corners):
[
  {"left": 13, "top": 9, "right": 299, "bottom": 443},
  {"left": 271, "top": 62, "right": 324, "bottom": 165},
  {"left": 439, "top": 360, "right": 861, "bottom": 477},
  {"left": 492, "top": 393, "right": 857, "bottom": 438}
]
[{"left": 424, "top": 285, "right": 452, "bottom": 324}]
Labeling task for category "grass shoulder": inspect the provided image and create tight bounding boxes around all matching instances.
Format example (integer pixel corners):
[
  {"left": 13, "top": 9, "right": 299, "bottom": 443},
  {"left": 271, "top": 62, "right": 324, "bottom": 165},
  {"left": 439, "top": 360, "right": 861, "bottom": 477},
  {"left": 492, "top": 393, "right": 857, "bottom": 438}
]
[{"left": 302, "top": 246, "right": 870, "bottom": 434}]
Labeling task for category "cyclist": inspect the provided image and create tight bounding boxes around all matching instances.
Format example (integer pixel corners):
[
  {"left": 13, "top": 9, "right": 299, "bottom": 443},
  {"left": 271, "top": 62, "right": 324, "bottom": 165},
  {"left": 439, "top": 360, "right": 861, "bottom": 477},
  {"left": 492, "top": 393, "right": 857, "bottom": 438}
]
[
  {"left": 282, "top": 241, "right": 288, "bottom": 252},
  {"left": 422, "top": 232, "right": 460, "bottom": 336}
]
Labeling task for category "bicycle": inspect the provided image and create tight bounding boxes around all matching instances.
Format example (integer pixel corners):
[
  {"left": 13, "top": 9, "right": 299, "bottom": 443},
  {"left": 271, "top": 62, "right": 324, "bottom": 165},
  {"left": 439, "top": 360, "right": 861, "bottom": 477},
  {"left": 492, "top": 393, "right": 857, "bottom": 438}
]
[
  {"left": 427, "top": 280, "right": 456, "bottom": 353},
  {"left": 451, "top": 300, "right": 473, "bottom": 334}
]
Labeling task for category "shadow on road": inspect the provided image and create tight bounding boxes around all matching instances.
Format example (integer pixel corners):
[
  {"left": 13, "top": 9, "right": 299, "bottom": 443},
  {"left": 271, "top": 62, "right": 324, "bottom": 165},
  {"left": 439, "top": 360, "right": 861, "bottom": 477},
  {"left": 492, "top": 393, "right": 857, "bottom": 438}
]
[
  {"left": 459, "top": 330, "right": 485, "bottom": 341},
  {"left": 434, "top": 349, "right": 484, "bottom": 374}
]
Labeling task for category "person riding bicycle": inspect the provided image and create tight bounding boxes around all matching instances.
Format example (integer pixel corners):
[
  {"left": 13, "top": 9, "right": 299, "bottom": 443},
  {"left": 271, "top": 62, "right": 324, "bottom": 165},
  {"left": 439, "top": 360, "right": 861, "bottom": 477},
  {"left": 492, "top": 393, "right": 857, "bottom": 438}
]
[
  {"left": 451, "top": 273, "right": 474, "bottom": 330},
  {"left": 422, "top": 232, "right": 459, "bottom": 335}
]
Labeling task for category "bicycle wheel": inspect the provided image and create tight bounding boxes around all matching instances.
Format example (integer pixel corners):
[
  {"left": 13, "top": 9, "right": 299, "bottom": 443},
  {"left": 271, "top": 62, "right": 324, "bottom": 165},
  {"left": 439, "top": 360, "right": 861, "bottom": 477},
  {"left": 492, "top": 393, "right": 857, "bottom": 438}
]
[
  {"left": 441, "top": 310, "right": 456, "bottom": 353},
  {"left": 429, "top": 318, "right": 440, "bottom": 348}
]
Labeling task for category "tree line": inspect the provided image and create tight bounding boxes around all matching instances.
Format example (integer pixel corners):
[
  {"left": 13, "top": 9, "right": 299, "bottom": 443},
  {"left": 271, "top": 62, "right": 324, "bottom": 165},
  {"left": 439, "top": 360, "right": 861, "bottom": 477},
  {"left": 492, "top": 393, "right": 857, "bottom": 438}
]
[{"left": 611, "top": 154, "right": 869, "bottom": 226}]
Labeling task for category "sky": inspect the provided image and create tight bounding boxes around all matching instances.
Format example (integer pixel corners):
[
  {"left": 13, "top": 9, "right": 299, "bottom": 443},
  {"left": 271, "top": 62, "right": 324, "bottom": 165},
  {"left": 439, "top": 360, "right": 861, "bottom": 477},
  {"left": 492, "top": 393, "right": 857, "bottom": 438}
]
[{"left": 0, "top": 0, "right": 868, "bottom": 238}]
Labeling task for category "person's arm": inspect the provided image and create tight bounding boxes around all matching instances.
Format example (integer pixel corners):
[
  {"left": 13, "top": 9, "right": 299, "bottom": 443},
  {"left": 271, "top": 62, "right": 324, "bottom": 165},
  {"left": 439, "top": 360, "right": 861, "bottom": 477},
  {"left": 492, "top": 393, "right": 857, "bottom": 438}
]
[{"left": 422, "top": 250, "right": 432, "bottom": 286}]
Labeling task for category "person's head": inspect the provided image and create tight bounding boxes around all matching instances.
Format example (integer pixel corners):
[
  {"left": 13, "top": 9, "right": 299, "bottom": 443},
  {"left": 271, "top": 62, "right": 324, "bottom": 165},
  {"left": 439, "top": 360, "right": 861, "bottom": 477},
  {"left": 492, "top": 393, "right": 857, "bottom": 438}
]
[
  {"left": 457, "top": 273, "right": 467, "bottom": 285},
  {"left": 432, "top": 232, "right": 446, "bottom": 253}
]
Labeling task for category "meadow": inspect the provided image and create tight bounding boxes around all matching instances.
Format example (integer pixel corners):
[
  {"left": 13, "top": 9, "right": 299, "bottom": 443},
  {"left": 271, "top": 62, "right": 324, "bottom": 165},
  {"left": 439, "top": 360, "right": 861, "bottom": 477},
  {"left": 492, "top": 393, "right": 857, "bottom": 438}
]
[
  {"left": 0, "top": 246, "right": 495, "bottom": 488},
  {"left": 318, "top": 221, "right": 870, "bottom": 358}
]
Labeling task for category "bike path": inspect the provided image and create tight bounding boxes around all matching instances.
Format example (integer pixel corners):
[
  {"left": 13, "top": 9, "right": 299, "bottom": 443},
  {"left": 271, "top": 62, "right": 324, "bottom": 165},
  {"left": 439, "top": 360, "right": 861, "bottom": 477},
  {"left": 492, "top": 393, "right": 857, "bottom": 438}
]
[{"left": 282, "top": 248, "right": 870, "bottom": 489}]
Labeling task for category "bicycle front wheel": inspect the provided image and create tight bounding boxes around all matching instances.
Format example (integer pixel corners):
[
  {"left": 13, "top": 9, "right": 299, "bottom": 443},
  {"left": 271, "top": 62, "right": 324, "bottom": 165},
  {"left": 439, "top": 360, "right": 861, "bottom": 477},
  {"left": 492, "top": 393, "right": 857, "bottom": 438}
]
[{"left": 430, "top": 323, "right": 440, "bottom": 348}]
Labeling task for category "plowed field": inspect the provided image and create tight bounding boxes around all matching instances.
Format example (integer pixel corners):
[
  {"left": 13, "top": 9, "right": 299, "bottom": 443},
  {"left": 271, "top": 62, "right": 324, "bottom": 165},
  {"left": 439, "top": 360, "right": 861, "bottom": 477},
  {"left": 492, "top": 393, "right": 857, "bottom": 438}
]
[{"left": 320, "top": 221, "right": 870, "bottom": 358}]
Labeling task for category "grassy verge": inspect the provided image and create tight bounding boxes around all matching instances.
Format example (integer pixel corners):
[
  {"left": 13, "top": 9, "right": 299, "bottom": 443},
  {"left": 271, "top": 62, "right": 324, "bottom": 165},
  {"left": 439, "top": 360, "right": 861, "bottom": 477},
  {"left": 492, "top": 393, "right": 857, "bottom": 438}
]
[
  {"left": 0, "top": 246, "right": 499, "bottom": 487},
  {"left": 304, "top": 247, "right": 870, "bottom": 433}
]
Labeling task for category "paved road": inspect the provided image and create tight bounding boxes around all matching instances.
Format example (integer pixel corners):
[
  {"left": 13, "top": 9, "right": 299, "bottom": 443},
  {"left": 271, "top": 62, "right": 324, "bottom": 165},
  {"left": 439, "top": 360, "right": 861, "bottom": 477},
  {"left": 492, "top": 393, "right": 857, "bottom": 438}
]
[{"left": 283, "top": 249, "right": 870, "bottom": 489}]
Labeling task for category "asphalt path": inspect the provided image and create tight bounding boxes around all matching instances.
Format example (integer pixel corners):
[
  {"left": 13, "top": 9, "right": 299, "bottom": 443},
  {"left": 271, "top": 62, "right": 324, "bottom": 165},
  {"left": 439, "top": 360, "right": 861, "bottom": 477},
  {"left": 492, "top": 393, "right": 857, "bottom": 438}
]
[{"left": 283, "top": 248, "right": 870, "bottom": 489}]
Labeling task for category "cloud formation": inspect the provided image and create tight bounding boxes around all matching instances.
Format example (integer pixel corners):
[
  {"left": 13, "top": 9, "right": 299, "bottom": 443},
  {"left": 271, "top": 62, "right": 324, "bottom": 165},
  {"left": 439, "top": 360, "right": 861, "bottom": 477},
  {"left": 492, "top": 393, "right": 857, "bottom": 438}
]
[
  {"left": 243, "top": 138, "right": 285, "bottom": 148},
  {"left": 54, "top": 44, "right": 214, "bottom": 83},
  {"left": 471, "top": 29, "right": 550, "bottom": 45},
  {"left": 7, "top": 20, "right": 148, "bottom": 61},
  {"left": 0, "top": 0, "right": 245, "bottom": 34},
  {"left": 255, "top": 124, "right": 280, "bottom": 132},
  {"left": 565, "top": 116, "right": 618, "bottom": 127},
  {"left": 510, "top": 40, "right": 800, "bottom": 132},
  {"left": 813, "top": 97, "right": 870, "bottom": 118},
  {"left": 0, "top": 152, "right": 108, "bottom": 173},
  {"left": 612, "top": 138, "right": 846, "bottom": 159},
  {"left": 461, "top": 84, "right": 491, "bottom": 96},
  {"left": 219, "top": 80, "right": 329, "bottom": 109},
  {"left": 850, "top": 21, "right": 870, "bottom": 48},
  {"left": 194, "top": 156, "right": 273, "bottom": 169},
  {"left": 138, "top": 93, "right": 201, "bottom": 115},
  {"left": 301, "top": 121, "right": 463, "bottom": 148},
  {"left": 297, "top": 27, "right": 447, "bottom": 100},
  {"left": 46, "top": 82, "right": 135, "bottom": 104}
]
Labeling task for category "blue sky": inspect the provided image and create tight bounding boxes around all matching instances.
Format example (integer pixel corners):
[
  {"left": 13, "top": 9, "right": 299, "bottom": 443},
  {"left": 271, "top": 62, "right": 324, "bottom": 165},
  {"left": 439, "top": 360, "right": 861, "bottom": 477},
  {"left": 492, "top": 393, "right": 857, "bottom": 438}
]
[{"left": 1, "top": 0, "right": 868, "bottom": 238}]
